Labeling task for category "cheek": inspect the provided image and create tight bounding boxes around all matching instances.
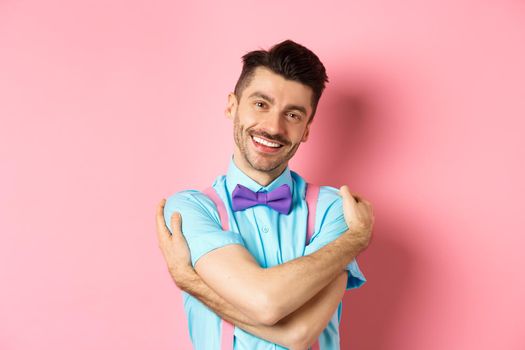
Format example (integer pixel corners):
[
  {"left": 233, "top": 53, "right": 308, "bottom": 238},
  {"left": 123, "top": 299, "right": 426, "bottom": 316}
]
[
  {"left": 238, "top": 103, "right": 261, "bottom": 121},
  {"left": 237, "top": 112, "right": 259, "bottom": 131},
  {"left": 290, "top": 128, "right": 307, "bottom": 143}
]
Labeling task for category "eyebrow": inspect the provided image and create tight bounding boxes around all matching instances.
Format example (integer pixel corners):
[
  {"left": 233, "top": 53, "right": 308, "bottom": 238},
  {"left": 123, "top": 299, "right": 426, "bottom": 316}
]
[{"left": 248, "top": 91, "right": 308, "bottom": 116}]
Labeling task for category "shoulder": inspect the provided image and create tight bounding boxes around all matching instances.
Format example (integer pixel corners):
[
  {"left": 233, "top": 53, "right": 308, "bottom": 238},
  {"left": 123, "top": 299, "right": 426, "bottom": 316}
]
[
  {"left": 318, "top": 185, "right": 341, "bottom": 203},
  {"left": 166, "top": 189, "right": 213, "bottom": 209},
  {"left": 290, "top": 170, "right": 343, "bottom": 210},
  {"left": 290, "top": 170, "right": 341, "bottom": 202},
  {"left": 313, "top": 185, "right": 343, "bottom": 213},
  {"left": 164, "top": 188, "right": 221, "bottom": 224},
  {"left": 304, "top": 184, "right": 349, "bottom": 246},
  {"left": 162, "top": 188, "right": 226, "bottom": 236},
  {"left": 164, "top": 176, "right": 226, "bottom": 221},
  {"left": 314, "top": 185, "right": 346, "bottom": 228}
]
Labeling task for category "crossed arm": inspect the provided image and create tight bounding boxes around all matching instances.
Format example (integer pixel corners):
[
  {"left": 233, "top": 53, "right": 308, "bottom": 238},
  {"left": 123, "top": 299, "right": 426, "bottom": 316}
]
[
  {"left": 177, "top": 258, "right": 348, "bottom": 349},
  {"left": 192, "top": 233, "right": 363, "bottom": 325},
  {"left": 169, "top": 228, "right": 359, "bottom": 349},
  {"left": 157, "top": 188, "right": 373, "bottom": 349},
  {"left": 158, "top": 196, "right": 370, "bottom": 349}
]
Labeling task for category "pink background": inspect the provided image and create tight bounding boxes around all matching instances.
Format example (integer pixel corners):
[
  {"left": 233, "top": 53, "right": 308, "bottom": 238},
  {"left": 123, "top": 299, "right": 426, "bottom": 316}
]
[{"left": 1, "top": 1, "right": 524, "bottom": 349}]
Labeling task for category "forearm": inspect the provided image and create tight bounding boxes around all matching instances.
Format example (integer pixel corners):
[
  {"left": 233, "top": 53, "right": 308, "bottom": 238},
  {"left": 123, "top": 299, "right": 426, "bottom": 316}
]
[
  {"left": 194, "top": 229, "right": 368, "bottom": 325},
  {"left": 182, "top": 275, "right": 295, "bottom": 348},
  {"left": 179, "top": 268, "right": 347, "bottom": 350},
  {"left": 260, "top": 229, "right": 363, "bottom": 319},
  {"left": 241, "top": 270, "right": 348, "bottom": 350},
  {"left": 175, "top": 268, "right": 258, "bottom": 326}
]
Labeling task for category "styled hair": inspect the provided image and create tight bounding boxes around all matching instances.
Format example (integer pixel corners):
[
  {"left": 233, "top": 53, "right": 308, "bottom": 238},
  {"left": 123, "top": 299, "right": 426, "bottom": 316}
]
[{"left": 233, "top": 39, "right": 329, "bottom": 123}]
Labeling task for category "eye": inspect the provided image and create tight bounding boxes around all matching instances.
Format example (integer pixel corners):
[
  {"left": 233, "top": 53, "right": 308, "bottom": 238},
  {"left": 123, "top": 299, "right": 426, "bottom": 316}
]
[
  {"left": 286, "top": 112, "right": 301, "bottom": 120},
  {"left": 254, "top": 101, "right": 266, "bottom": 108}
]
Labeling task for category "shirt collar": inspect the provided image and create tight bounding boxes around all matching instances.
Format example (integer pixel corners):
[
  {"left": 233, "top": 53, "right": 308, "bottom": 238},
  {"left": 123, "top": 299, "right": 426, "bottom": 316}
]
[{"left": 225, "top": 154, "right": 294, "bottom": 196}]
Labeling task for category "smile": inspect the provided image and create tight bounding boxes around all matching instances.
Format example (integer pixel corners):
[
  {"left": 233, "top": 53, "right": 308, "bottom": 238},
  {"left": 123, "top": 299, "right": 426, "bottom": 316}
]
[{"left": 251, "top": 135, "right": 284, "bottom": 153}]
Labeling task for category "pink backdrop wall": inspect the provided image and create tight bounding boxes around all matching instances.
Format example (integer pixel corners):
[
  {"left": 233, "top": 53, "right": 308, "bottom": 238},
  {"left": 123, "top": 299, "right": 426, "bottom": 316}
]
[{"left": 1, "top": 1, "right": 524, "bottom": 349}]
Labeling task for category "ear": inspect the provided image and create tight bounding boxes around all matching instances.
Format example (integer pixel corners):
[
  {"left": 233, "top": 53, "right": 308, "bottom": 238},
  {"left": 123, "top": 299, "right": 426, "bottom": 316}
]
[
  {"left": 224, "top": 92, "right": 238, "bottom": 121},
  {"left": 301, "top": 122, "right": 311, "bottom": 142}
]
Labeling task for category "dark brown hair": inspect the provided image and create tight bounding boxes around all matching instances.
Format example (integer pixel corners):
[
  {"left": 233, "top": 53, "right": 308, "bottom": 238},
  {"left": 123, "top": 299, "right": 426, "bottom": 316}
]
[{"left": 234, "top": 39, "right": 329, "bottom": 123}]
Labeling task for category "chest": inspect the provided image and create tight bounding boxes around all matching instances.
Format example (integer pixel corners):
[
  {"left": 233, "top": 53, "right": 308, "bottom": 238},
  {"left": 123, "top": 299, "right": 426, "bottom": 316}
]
[{"left": 227, "top": 200, "right": 309, "bottom": 268}]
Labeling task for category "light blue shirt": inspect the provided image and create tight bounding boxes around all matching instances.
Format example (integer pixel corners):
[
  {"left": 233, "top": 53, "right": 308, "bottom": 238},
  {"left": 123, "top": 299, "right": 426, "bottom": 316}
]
[{"left": 164, "top": 155, "right": 366, "bottom": 350}]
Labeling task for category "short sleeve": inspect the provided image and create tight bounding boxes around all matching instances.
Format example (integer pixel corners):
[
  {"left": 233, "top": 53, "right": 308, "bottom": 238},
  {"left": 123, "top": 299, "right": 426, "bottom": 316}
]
[
  {"left": 164, "top": 189, "right": 246, "bottom": 267},
  {"left": 303, "top": 186, "right": 367, "bottom": 290}
]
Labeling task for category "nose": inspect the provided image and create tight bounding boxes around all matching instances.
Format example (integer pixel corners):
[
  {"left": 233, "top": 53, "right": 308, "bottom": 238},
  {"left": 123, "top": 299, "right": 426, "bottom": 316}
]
[{"left": 262, "top": 110, "right": 285, "bottom": 137}]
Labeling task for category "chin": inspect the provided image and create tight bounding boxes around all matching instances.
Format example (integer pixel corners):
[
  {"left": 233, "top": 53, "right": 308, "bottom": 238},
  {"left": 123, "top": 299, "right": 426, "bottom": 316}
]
[{"left": 248, "top": 154, "right": 284, "bottom": 172}]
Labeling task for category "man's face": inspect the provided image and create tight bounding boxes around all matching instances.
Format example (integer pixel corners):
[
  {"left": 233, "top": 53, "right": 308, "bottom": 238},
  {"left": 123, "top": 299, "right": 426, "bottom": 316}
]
[{"left": 225, "top": 67, "right": 314, "bottom": 174}]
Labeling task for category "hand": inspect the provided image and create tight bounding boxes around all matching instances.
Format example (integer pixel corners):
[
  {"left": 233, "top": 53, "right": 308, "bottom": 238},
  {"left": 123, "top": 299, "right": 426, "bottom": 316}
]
[
  {"left": 156, "top": 198, "right": 193, "bottom": 286},
  {"left": 339, "top": 185, "right": 375, "bottom": 251}
]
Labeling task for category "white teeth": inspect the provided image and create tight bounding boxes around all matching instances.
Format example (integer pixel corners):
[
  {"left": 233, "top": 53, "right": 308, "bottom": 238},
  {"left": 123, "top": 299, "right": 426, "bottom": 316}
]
[{"left": 253, "top": 136, "right": 281, "bottom": 148}]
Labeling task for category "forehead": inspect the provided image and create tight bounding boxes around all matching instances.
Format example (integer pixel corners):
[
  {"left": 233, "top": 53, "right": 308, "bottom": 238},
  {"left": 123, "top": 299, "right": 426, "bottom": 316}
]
[{"left": 241, "top": 67, "right": 313, "bottom": 108}]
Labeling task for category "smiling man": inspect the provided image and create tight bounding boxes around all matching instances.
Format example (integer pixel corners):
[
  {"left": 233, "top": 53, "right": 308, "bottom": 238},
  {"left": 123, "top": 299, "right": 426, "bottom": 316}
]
[{"left": 156, "top": 40, "right": 374, "bottom": 350}]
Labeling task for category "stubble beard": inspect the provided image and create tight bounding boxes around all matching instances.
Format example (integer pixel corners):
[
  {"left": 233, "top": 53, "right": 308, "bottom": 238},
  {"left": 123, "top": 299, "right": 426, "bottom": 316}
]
[{"left": 233, "top": 115, "right": 301, "bottom": 173}]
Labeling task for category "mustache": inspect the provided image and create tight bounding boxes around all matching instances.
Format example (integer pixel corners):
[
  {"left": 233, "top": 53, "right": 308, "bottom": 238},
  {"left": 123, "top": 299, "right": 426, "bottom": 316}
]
[{"left": 249, "top": 130, "right": 289, "bottom": 145}]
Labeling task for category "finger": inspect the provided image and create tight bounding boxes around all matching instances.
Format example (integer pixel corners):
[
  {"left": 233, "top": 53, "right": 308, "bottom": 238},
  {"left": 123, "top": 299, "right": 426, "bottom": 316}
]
[
  {"left": 339, "top": 185, "right": 357, "bottom": 204},
  {"left": 360, "top": 198, "right": 373, "bottom": 211},
  {"left": 170, "top": 211, "right": 182, "bottom": 235},
  {"left": 360, "top": 197, "right": 370, "bottom": 205},
  {"left": 156, "top": 199, "right": 170, "bottom": 241},
  {"left": 353, "top": 191, "right": 370, "bottom": 204},
  {"left": 340, "top": 185, "right": 359, "bottom": 219},
  {"left": 355, "top": 194, "right": 370, "bottom": 205}
]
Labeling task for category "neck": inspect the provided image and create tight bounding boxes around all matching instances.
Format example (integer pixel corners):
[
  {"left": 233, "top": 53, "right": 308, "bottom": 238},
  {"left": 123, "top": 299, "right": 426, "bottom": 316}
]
[{"left": 232, "top": 149, "right": 287, "bottom": 187}]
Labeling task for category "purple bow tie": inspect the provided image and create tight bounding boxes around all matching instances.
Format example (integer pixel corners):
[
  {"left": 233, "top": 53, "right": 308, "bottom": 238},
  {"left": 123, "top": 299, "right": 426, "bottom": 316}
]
[{"left": 232, "top": 184, "right": 292, "bottom": 215}]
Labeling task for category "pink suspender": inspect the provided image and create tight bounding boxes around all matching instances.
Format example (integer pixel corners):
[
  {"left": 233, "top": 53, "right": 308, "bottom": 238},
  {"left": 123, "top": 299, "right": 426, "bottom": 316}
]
[
  {"left": 201, "top": 186, "right": 235, "bottom": 350},
  {"left": 202, "top": 187, "right": 230, "bottom": 232},
  {"left": 304, "top": 183, "right": 321, "bottom": 350},
  {"left": 202, "top": 183, "right": 321, "bottom": 350},
  {"left": 305, "top": 183, "right": 320, "bottom": 246}
]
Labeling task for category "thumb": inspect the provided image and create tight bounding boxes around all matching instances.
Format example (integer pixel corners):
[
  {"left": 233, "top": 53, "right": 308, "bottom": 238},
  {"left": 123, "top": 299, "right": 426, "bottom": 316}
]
[
  {"left": 340, "top": 185, "right": 358, "bottom": 224},
  {"left": 339, "top": 185, "right": 357, "bottom": 207}
]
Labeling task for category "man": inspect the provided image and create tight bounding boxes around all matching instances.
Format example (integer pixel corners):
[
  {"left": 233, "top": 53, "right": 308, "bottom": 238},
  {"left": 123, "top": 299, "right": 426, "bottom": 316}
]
[{"left": 156, "top": 39, "right": 374, "bottom": 350}]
